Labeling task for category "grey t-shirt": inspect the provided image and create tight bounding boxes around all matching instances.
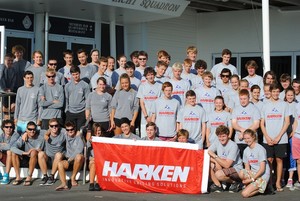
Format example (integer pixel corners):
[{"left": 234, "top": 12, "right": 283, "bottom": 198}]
[
  {"left": 65, "top": 135, "right": 84, "bottom": 159},
  {"left": 209, "top": 139, "right": 243, "bottom": 173},
  {"left": 44, "top": 128, "right": 66, "bottom": 158},
  {"left": 11, "top": 130, "right": 45, "bottom": 155},
  {"left": 0, "top": 131, "right": 20, "bottom": 151},
  {"left": 111, "top": 89, "right": 139, "bottom": 120},
  {"left": 15, "top": 85, "right": 40, "bottom": 121},
  {"left": 86, "top": 92, "right": 112, "bottom": 122},
  {"left": 261, "top": 100, "right": 289, "bottom": 144},
  {"left": 232, "top": 103, "right": 260, "bottom": 144},
  {"left": 207, "top": 110, "right": 232, "bottom": 145},
  {"left": 39, "top": 83, "right": 64, "bottom": 119},
  {"left": 151, "top": 97, "right": 180, "bottom": 137},
  {"left": 243, "top": 143, "right": 270, "bottom": 181},
  {"left": 177, "top": 104, "right": 206, "bottom": 146},
  {"left": 113, "top": 133, "right": 141, "bottom": 140},
  {"left": 65, "top": 80, "right": 90, "bottom": 113},
  {"left": 40, "top": 71, "right": 65, "bottom": 86},
  {"left": 27, "top": 65, "right": 46, "bottom": 87}
]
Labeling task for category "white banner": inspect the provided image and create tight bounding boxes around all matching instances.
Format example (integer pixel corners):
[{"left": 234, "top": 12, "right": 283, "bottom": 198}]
[{"left": 82, "top": 0, "right": 190, "bottom": 17}]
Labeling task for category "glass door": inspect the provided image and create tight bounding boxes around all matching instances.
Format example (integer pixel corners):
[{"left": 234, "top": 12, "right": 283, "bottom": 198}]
[{"left": 6, "top": 30, "right": 34, "bottom": 62}]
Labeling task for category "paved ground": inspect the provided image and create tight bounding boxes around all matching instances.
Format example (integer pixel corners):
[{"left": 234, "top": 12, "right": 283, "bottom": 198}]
[{"left": 0, "top": 179, "right": 300, "bottom": 201}]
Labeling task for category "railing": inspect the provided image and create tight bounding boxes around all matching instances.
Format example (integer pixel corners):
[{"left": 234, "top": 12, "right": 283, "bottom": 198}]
[{"left": 0, "top": 92, "right": 16, "bottom": 123}]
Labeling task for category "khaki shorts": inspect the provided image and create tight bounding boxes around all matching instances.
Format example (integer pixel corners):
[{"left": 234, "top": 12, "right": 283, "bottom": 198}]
[{"left": 242, "top": 169, "right": 267, "bottom": 193}]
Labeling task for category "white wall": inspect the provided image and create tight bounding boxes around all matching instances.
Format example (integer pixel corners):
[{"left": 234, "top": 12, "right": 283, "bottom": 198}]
[
  {"left": 126, "top": 8, "right": 300, "bottom": 69},
  {"left": 125, "top": 8, "right": 198, "bottom": 66}
]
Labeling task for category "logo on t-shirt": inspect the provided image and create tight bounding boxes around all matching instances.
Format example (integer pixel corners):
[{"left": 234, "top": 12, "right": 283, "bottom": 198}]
[
  {"left": 184, "top": 111, "right": 200, "bottom": 122},
  {"left": 266, "top": 107, "right": 282, "bottom": 120},
  {"left": 159, "top": 104, "right": 175, "bottom": 116},
  {"left": 248, "top": 152, "right": 258, "bottom": 164}
]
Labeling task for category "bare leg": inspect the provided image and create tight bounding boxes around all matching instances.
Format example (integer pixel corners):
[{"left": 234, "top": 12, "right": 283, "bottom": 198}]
[
  {"left": 11, "top": 153, "right": 21, "bottom": 181},
  {"left": 26, "top": 150, "right": 38, "bottom": 181},
  {"left": 38, "top": 151, "right": 49, "bottom": 175},
  {"left": 71, "top": 154, "right": 84, "bottom": 185},
  {"left": 51, "top": 152, "right": 64, "bottom": 175},
  {"left": 5, "top": 151, "right": 12, "bottom": 174},
  {"left": 210, "top": 163, "right": 221, "bottom": 187},
  {"left": 56, "top": 160, "right": 69, "bottom": 190},
  {"left": 275, "top": 157, "right": 283, "bottom": 189},
  {"left": 89, "top": 158, "right": 96, "bottom": 184}
]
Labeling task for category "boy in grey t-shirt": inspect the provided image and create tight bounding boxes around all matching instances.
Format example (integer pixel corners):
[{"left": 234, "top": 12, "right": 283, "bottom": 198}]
[
  {"left": 208, "top": 125, "right": 243, "bottom": 193},
  {"left": 260, "top": 84, "right": 289, "bottom": 192},
  {"left": 55, "top": 121, "right": 84, "bottom": 191},
  {"left": 11, "top": 121, "right": 44, "bottom": 186},
  {"left": 14, "top": 71, "right": 40, "bottom": 133},
  {"left": 65, "top": 66, "right": 90, "bottom": 131},
  {"left": 38, "top": 118, "right": 67, "bottom": 186}
]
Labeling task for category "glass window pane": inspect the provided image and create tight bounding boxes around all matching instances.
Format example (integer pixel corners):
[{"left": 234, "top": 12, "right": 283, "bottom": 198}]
[{"left": 240, "top": 57, "right": 263, "bottom": 78}]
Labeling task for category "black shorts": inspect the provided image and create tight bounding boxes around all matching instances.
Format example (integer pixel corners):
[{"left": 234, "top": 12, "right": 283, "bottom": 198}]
[{"left": 263, "top": 143, "right": 288, "bottom": 158}]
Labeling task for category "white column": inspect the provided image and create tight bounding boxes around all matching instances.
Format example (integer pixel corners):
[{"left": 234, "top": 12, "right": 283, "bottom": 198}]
[
  {"left": 110, "top": 20, "right": 116, "bottom": 60},
  {"left": 95, "top": 20, "right": 101, "bottom": 55},
  {"left": 34, "top": 13, "right": 45, "bottom": 56},
  {"left": 44, "top": 12, "right": 49, "bottom": 63},
  {"left": 262, "top": 0, "right": 270, "bottom": 74}
]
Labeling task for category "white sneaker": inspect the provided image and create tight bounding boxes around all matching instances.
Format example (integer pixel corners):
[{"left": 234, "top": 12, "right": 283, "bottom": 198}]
[
  {"left": 286, "top": 179, "right": 293, "bottom": 188},
  {"left": 294, "top": 181, "right": 300, "bottom": 189}
]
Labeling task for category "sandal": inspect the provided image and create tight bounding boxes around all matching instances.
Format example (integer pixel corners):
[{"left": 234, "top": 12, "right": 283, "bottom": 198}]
[
  {"left": 276, "top": 187, "right": 284, "bottom": 192},
  {"left": 23, "top": 180, "right": 32, "bottom": 186},
  {"left": 56, "top": 186, "right": 69, "bottom": 191},
  {"left": 12, "top": 180, "right": 22, "bottom": 185}
]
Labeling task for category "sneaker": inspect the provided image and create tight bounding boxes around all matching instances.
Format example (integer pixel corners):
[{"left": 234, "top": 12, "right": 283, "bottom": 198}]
[
  {"left": 210, "top": 184, "right": 224, "bottom": 193},
  {"left": 45, "top": 175, "right": 55, "bottom": 186},
  {"left": 94, "top": 183, "right": 101, "bottom": 191},
  {"left": 294, "top": 181, "right": 300, "bottom": 190},
  {"left": 39, "top": 176, "right": 48, "bottom": 186},
  {"left": 89, "top": 183, "right": 95, "bottom": 191},
  {"left": 286, "top": 179, "right": 293, "bottom": 188},
  {"left": 265, "top": 184, "right": 275, "bottom": 195},
  {"left": 229, "top": 182, "right": 242, "bottom": 193},
  {"left": 0, "top": 173, "right": 9, "bottom": 185}
]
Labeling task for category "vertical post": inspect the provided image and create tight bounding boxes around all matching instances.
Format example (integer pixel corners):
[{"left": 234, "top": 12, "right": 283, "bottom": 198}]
[
  {"left": 110, "top": 20, "right": 116, "bottom": 62},
  {"left": 34, "top": 13, "right": 45, "bottom": 56},
  {"left": 44, "top": 12, "right": 49, "bottom": 64},
  {"left": 262, "top": 0, "right": 270, "bottom": 74}
]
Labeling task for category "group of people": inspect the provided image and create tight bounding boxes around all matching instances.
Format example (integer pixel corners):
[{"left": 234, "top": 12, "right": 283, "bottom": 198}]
[{"left": 0, "top": 44, "right": 300, "bottom": 197}]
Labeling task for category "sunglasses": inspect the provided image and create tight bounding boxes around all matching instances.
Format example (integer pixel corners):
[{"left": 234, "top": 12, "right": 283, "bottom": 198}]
[
  {"left": 48, "top": 63, "right": 57, "bottom": 66},
  {"left": 66, "top": 128, "right": 75, "bottom": 131},
  {"left": 138, "top": 58, "right": 147, "bottom": 61},
  {"left": 49, "top": 124, "right": 59, "bottom": 128},
  {"left": 46, "top": 75, "right": 56, "bottom": 78},
  {"left": 221, "top": 75, "right": 230, "bottom": 78},
  {"left": 4, "top": 126, "right": 13, "bottom": 129},
  {"left": 27, "top": 128, "right": 36, "bottom": 131}
]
